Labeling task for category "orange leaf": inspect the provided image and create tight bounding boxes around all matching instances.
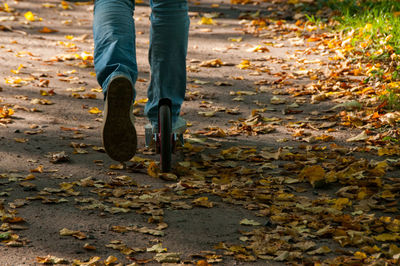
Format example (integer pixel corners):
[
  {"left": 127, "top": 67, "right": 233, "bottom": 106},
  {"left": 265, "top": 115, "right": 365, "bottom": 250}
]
[{"left": 39, "top": 27, "right": 58, "bottom": 33}]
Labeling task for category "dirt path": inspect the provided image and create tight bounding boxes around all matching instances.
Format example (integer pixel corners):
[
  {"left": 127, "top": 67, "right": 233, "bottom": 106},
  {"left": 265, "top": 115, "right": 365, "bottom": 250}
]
[{"left": 0, "top": 0, "right": 399, "bottom": 265}]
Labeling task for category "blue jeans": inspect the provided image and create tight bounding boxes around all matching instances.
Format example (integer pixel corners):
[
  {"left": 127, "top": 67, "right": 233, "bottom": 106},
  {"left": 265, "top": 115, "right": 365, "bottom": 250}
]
[{"left": 93, "top": 0, "right": 189, "bottom": 126}]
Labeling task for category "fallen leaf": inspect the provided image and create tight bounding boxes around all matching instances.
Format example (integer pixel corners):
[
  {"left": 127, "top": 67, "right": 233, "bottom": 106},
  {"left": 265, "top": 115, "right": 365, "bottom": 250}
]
[
  {"left": 239, "top": 218, "right": 261, "bottom": 226},
  {"left": 39, "top": 27, "right": 58, "bottom": 33},
  {"left": 198, "top": 17, "right": 215, "bottom": 25},
  {"left": 48, "top": 151, "right": 70, "bottom": 164},
  {"left": 346, "top": 130, "right": 369, "bottom": 142},
  {"left": 154, "top": 253, "right": 180, "bottom": 263},
  {"left": 24, "top": 11, "right": 41, "bottom": 22},
  {"left": 298, "top": 165, "right": 325, "bottom": 188},
  {"left": 198, "top": 111, "right": 216, "bottom": 117},
  {"left": 158, "top": 173, "right": 178, "bottom": 181},
  {"left": 83, "top": 243, "right": 96, "bottom": 251},
  {"left": 148, "top": 161, "right": 160, "bottom": 178},
  {"left": 307, "top": 246, "right": 331, "bottom": 255},
  {"left": 36, "top": 255, "right": 68, "bottom": 264},
  {"left": 332, "top": 100, "right": 362, "bottom": 110},
  {"left": 374, "top": 233, "right": 400, "bottom": 242},
  {"left": 147, "top": 243, "right": 167, "bottom": 253},
  {"left": 270, "top": 96, "right": 286, "bottom": 104},
  {"left": 88, "top": 107, "right": 102, "bottom": 114},
  {"left": 193, "top": 197, "right": 214, "bottom": 208},
  {"left": 104, "top": 255, "right": 118, "bottom": 265},
  {"left": 199, "top": 59, "right": 225, "bottom": 67}
]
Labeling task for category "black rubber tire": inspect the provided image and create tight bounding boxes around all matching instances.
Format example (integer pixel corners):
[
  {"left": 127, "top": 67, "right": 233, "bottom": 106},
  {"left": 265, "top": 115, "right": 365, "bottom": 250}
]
[{"left": 159, "top": 104, "right": 172, "bottom": 173}]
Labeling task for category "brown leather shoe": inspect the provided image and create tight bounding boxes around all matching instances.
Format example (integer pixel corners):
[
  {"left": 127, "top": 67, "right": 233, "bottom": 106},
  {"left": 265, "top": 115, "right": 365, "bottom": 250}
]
[{"left": 102, "top": 76, "right": 137, "bottom": 162}]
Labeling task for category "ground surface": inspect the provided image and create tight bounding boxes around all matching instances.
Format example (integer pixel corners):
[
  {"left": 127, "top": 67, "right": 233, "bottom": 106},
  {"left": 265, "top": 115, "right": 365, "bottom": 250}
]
[{"left": 0, "top": 0, "right": 399, "bottom": 265}]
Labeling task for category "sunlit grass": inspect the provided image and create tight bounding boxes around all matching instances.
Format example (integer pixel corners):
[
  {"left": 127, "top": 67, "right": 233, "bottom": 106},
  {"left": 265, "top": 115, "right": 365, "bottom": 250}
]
[
  {"left": 330, "top": 1, "right": 400, "bottom": 54},
  {"left": 303, "top": 0, "right": 400, "bottom": 57},
  {"left": 333, "top": 0, "right": 400, "bottom": 53}
]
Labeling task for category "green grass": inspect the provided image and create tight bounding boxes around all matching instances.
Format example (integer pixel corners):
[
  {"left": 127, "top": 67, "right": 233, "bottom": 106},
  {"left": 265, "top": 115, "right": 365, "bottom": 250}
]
[
  {"left": 379, "top": 88, "right": 400, "bottom": 110},
  {"left": 303, "top": 0, "right": 400, "bottom": 55}
]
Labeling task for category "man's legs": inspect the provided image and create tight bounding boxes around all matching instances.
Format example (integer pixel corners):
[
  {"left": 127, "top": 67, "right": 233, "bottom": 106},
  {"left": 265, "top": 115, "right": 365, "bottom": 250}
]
[
  {"left": 145, "top": 0, "right": 190, "bottom": 130},
  {"left": 93, "top": 0, "right": 137, "bottom": 162},
  {"left": 93, "top": 0, "right": 137, "bottom": 96}
]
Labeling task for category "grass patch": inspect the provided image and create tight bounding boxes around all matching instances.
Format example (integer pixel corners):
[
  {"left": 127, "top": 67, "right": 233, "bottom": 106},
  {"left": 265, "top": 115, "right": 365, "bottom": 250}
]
[
  {"left": 332, "top": 0, "right": 400, "bottom": 52},
  {"left": 302, "top": 0, "right": 400, "bottom": 56}
]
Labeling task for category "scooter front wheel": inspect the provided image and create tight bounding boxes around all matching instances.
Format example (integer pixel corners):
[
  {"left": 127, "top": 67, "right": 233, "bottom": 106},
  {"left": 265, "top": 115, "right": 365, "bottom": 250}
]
[{"left": 159, "top": 104, "right": 172, "bottom": 173}]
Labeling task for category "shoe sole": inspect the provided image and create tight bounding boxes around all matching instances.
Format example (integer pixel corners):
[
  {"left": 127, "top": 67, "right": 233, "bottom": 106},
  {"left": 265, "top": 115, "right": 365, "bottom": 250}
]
[{"left": 102, "top": 77, "right": 137, "bottom": 162}]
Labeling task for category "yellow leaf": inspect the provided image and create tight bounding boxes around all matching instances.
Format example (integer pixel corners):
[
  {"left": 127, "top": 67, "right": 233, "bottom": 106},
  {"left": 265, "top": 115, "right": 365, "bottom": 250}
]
[
  {"left": 369, "top": 161, "right": 388, "bottom": 177},
  {"left": 134, "top": 98, "right": 148, "bottom": 105},
  {"left": 104, "top": 255, "right": 118, "bottom": 265},
  {"left": 3, "top": 3, "right": 12, "bottom": 13},
  {"left": 24, "top": 11, "right": 35, "bottom": 21},
  {"left": 298, "top": 165, "right": 325, "bottom": 188},
  {"left": 229, "top": 37, "right": 243, "bottom": 42},
  {"left": 240, "top": 218, "right": 261, "bottom": 226},
  {"left": 247, "top": 45, "right": 270, "bottom": 53},
  {"left": 147, "top": 161, "right": 159, "bottom": 178},
  {"left": 363, "top": 23, "right": 373, "bottom": 32},
  {"left": 42, "top": 3, "right": 56, "bottom": 8},
  {"left": 198, "top": 111, "right": 216, "bottom": 117},
  {"left": 276, "top": 192, "right": 295, "bottom": 201},
  {"left": 73, "top": 256, "right": 101, "bottom": 265},
  {"left": 91, "top": 87, "right": 102, "bottom": 93},
  {"left": 354, "top": 251, "right": 367, "bottom": 259},
  {"left": 158, "top": 173, "right": 178, "bottom": 181},
  {"left": 193, "top": 197, "right": 213, "bottom": 208},
  {"left": 0, "top": 107, "right": 14, "bottom": 118},
  {"left": 198, "top": 17, "right": 215, "bottom": 25},
  {"left": 25, "top": 174, "right": 35, "bottom": 180},
  {"left": 388, "top": 244, "right": 400, "bottom": 258},
  {"left": 381, "top": 190, "right": 396, "bottom": 200},
  {"left": 60, "top": 1, "right": 71, "bottom": 10},
  {"left": 40, "top": 90, "right": 49, "bottom": 96},
  {"left": 81, "top": 51, "right": 93, "bottom": 60},
  {"left": 59, "top": 228, "right": 78, "bottom": 236},
  {"left": 199, "top": 58, "right": 224, "bottom": 67},
  {"left": 109, "top": 164, "right": 125, "bottom": 170},
  {"left": 11, "top": 64, "right": 24, "bottom": 74},
  {"left": 374, "top": 233, "right": 400, "bottom": 242},
  {"left": 24, "top": 11, "right": 41, "bottom": 22},
  {"left": 88, "top": 107, "right": 102, "bottom": 114},
  {"left": 204, "top": 127, "right": 227, "bottom": 138},
  {"left": 307, "top": 246, "right": 331, "bottom": 255},
  {"left": 31, "top": 98, "right": 53, "bottom": 105},
  {"left": 357, "top": 187, "right": 368, "bottom": 200},
  {"left": 332, "top": 198, "right": 352, "bottom": 210},
  {"left": 14, "top": 138, "right": 28, "bottom": 143},
  {"left": 237, "top": 60, "right": 251, "bottom": 69},
  {"left": 60, "top": 182, "right": 74, "bottom": 190},
  {"left": 36, "top": 255, "right": 68, "bottom": 264}
]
